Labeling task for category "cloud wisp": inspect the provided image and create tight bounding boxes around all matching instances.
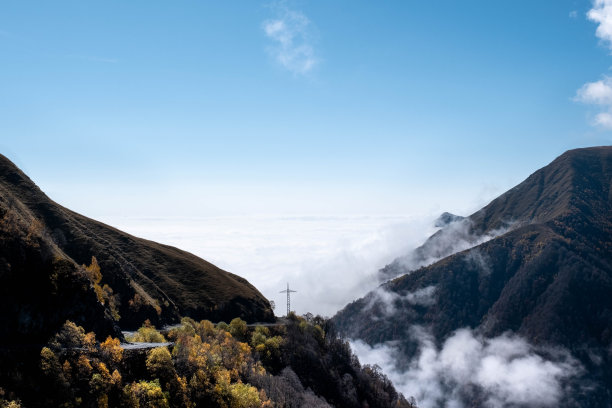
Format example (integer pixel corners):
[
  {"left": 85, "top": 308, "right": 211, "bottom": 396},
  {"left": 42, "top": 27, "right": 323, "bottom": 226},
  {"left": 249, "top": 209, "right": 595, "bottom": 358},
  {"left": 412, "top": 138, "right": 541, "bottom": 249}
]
[
  {"left": 379, "top": 218, "right": 514, "bottom": 282},
  {"left": 576, "top": 0, "right": 612, "bottom": 128},
  {"left": 363, "top": 285, "right": 437, "bottom": 318},
  {"left": 262, "top": 1, "right": 318, "bottom": 75},
  {"left": 351, "top": 327, "right": 581, "bottom": 408}
]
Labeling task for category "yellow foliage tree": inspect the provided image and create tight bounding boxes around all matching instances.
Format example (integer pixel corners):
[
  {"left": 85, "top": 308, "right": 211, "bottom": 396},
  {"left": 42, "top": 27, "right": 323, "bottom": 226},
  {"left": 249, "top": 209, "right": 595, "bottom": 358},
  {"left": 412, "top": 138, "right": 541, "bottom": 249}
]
[
  {"left": 100, "top": 336, "right": 123, "bottom": 364},
  {"left": 123, "top": 380, "right": 169, "bottom": 408},
  {"left": 128, "top": 326, "right": 166, "bottom": 343},
  {"left": 85, "top": 256, "right": 102, "bottom": 284},
  {"left": 229, "top": 382, "right": 262, "bottom": 408},
  {"left": 146, "top": 347, "right": 175, "bottom": 382},
  {"left": 40, "top": 347, "right": 65, "bottom": 385},
  {"left": 77, "top": 355, "right": 93, "bottom": 379}
]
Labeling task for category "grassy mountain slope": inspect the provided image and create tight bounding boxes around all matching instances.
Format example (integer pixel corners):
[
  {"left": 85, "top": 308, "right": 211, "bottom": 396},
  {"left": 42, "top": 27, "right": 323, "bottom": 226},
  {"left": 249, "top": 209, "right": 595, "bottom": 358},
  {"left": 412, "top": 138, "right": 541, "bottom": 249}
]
[{"left": 0, "top": 154, "right": 274, "bottom": 341}]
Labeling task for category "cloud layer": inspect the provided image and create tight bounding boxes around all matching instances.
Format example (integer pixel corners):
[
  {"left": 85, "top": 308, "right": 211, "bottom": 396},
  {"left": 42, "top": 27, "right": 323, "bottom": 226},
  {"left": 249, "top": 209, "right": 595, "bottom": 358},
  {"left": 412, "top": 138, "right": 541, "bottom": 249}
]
[
  {"left": 101, "top": 214, "right": 436, "bottom": 317},
  {"left": 351, "top": 327, "right": 581, "bottom": 408},
  {"left": 263, "top": 1, "right": 318, "bottom": 75}
]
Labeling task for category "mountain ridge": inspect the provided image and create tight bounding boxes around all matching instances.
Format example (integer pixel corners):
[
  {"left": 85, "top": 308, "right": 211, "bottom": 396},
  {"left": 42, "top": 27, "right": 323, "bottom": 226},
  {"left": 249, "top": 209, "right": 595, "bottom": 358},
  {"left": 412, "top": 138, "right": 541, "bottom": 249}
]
[
  {"left": 0, "top": 154, "right": 274, "bottom": 343},
  {"left": 379, "top": 146, "right": 612, "bottom": 282},
  {"left": 333, "top": 146, "right": 612, "bottom": 406}
]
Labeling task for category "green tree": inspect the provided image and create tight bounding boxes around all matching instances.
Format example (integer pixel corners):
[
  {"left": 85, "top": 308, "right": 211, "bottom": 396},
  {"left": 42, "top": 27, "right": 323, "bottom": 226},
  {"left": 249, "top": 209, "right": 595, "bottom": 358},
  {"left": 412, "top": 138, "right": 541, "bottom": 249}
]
[{"left": 228, "top": 318, "right": 247, "bottom": 341}]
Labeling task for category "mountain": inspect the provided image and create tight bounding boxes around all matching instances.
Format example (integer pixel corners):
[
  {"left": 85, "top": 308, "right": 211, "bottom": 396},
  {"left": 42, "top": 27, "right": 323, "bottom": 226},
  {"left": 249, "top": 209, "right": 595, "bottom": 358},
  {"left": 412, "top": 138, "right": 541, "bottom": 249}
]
[
  {"left": 0, "top": 154, "right": 273, "bottom": 343},
  {"left": 333, "top": 146, "right": 612, "bottom": 406}
]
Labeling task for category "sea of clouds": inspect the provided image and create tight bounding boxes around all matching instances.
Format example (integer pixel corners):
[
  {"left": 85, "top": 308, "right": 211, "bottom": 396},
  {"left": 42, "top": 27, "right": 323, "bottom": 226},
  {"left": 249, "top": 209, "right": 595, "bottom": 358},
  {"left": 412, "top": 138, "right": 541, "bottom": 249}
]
[
  {"left": 99, "top": 213, "right": 583, "bottom": 406},
  {"left": 100, "top": 214, "right": 438, "bottom": 317}
]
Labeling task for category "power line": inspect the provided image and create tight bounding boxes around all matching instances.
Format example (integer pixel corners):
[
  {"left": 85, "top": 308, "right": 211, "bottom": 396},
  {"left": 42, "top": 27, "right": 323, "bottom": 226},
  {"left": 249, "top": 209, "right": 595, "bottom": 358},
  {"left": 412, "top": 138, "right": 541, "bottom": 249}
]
[{"left": 279, "top": 282, "right": 297, "bottom": 316}]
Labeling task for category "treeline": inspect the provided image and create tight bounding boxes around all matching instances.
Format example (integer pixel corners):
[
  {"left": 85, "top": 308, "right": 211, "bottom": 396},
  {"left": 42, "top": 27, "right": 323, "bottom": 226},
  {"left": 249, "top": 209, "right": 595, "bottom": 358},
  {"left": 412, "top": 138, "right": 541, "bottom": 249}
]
[{"left": 0, "top": 314, "right": 415, "bottom": 408}]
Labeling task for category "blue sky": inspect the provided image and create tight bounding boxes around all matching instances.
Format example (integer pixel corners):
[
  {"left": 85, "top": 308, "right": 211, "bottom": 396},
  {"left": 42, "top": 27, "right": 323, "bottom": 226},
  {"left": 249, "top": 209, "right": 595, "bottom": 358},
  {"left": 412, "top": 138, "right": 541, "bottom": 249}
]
[{"left": 1, "top": 1, "right": 611, "bottom": 218}]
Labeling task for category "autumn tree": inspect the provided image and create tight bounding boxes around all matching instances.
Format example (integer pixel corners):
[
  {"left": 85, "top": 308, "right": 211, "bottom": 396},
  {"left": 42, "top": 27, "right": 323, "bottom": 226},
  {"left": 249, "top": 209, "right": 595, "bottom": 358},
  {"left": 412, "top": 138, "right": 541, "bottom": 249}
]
[
  {"left": 123, "top": 380, "right": 169, "bottom": 408},
  {"left": 146, "top": 347, "right": 176, "bottom": 383},
  {"left": 228, "top": 318, "right": 247, "bottom": 342},
  {"left": 83, "top": 256, "right": 120, "bottom": 320},
  {"left": 128, "top": 325, "right": 166, "bottom": 343},
  {"left": 100, "top": 336, "right": 123, "bottom": 365}
]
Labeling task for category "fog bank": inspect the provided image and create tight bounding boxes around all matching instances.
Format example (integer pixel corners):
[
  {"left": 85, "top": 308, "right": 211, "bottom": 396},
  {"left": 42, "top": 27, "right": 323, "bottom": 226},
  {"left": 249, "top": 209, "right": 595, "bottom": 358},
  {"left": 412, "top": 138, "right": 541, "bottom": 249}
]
[{"left": 351, "top": 327, "right": 581, "bottom": 408}]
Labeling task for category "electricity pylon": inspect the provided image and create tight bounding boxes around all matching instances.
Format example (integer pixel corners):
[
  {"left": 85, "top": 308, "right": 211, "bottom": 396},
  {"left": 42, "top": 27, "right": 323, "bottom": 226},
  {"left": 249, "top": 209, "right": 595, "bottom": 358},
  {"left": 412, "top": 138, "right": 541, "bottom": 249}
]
[{"left": 279, "top": 283, "right": 296, "bottom": 316}]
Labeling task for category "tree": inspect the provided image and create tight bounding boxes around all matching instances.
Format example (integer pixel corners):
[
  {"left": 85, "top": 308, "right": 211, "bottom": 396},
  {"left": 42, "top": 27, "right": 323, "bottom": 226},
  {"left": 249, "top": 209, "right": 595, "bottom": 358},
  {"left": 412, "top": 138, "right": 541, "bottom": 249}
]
[
  {"left": 128, "top": 325, "right": 166, "bottom": 343},
  {"left": 146, "top": 347, "right": 176, "bottom": 383},
  {"left": 50, "top": 320, "right": 89, "bottom": 350},
  {"left": 229, "top": 382, "right": 261, "bottom": 408},
  {"left": 100, "top": 336, "right": 123, "bottom": 364},
  {"left": 84, "top": 256, "right": 102, "bottom": 285},
  {"left": 228, "top": 318, "right": 247, "bottom": 341},
  {"left": 123, "top": 380, "right": 169, "bottom": 408},
  {"left": 40, "top": 347, "right": 67, "bottom": 387}
]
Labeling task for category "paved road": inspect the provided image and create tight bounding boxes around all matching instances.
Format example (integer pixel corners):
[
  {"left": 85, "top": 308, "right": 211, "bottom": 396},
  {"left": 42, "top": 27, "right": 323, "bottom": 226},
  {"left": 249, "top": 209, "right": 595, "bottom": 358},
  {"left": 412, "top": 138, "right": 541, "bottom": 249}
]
[
  {"left": 119, "top": 319, "right": 286, "bottom": 350},
  {"left": 120, "top": 341, "right": 173, "bottom": 350}
]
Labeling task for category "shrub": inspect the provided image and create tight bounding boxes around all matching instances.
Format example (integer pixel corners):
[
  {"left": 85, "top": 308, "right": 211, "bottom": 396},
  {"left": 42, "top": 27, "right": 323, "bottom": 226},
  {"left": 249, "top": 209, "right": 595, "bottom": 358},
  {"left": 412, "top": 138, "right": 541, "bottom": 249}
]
[
  {"left": 127, "top": 326, "right": 166, "bottom": 343},
  {"left": 228, "top": 318, "right": 247, "bottom": 341}
]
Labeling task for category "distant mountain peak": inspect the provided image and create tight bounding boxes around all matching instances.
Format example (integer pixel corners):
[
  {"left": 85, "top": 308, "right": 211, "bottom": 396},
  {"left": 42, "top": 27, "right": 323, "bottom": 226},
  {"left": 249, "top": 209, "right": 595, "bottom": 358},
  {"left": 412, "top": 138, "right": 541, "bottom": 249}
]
[{"left": 434, "top": 212, "right": 465, "bottom": 228}]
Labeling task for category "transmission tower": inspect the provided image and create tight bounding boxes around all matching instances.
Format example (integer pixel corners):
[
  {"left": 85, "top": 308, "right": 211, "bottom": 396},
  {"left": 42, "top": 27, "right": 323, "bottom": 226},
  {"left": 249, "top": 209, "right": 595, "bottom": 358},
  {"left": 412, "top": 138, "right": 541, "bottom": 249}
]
[{"left": 279, "top": 282, "right": 297, "bottom": 316}]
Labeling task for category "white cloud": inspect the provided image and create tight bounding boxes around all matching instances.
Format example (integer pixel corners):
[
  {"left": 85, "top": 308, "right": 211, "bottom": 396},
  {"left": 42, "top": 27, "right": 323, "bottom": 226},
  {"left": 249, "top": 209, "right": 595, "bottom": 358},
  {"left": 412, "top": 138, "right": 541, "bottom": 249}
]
[
  {"left": 575, "top": 77, "right": 612, "bottom": 128},
  {"left": 363, "top": 285, "right": 437, "bottom": 317},
  {"left": 594, "top": 110, "right": 612, "bottom": 126},
  {"left": 351, "top": 327, "right": 581, "bottom": 408},
  {"left": 576, "top": 1, "right": 612, "bottom": 129},
  {"left": 588, "top": 0, "right": 612, "bottom": 49},
  {"left": 262, "top": 1, "right": 318, "bottom": 75},
  {"left": 576, "top": 77, "right": 612, "bottom": 105}
]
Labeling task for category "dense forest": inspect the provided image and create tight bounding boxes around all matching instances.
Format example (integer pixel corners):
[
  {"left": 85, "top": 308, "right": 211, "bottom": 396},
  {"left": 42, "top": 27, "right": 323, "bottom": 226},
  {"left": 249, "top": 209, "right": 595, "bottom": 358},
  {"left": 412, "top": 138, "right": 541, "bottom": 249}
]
[{"left": 0, "top": 314, "right": 414, "bottom": 408}]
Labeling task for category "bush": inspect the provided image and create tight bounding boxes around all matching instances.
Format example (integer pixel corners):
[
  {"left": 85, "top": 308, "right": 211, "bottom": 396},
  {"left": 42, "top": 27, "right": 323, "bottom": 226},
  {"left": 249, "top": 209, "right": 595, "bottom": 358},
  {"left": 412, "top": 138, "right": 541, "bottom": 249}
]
[
  {"left": 228, "top": 318, "right": 247, "bottom": 341},
  {"left": 127, "top": 326, "right": 166, "bottom": 343}
]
